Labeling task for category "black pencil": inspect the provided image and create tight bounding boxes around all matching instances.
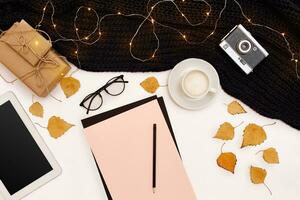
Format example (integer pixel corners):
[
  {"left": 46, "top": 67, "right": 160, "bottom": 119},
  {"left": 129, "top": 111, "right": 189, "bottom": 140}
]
[{"left": 152, "top": 123, "right": 157, "bottom": 194}]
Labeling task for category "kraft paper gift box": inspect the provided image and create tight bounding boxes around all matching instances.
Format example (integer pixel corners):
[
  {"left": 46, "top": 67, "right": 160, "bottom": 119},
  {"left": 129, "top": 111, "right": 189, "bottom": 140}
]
[{"left": 0, "top": 20, "right": 70, "bottom": 97}]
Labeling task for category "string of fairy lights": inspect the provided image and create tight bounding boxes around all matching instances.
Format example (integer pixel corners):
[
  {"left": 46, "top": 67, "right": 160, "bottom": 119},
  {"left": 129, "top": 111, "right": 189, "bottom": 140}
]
[{"left": 0, "top": 0, "right": 299, "bottom": 78}]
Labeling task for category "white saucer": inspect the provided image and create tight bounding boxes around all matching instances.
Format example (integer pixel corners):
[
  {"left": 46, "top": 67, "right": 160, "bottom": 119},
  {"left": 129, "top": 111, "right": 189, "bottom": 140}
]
[{"left": 168, "top": 58, "right": 220, "bottom": 110}]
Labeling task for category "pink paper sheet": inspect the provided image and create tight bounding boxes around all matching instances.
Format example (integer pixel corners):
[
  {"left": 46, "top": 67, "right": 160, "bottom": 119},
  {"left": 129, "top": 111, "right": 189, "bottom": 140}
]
[{"left": 84, "top": 99, "right": 197, "bottom": 200}]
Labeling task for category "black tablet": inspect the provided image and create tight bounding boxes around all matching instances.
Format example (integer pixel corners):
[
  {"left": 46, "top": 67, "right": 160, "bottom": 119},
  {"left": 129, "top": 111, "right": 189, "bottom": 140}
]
[{"left": 0, "top": 92, "right": 61, "bottom": 200}]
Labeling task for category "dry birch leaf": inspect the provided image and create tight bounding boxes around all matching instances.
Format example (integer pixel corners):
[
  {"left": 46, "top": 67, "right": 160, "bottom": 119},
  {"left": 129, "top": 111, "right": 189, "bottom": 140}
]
[
  {"left": 250, "top": 166, "right": 272, "bottom": 195},
  {"left": 214, "top": 122, "right": 235, "bottom": 140},
  {"left": 29, "top": 102, "right": 44, "bottom": 118},
  {"left": 217, "top": 152, "right": 237, "bottom": 174},
  {"left": 140, "top": 76, "right": 160, "bottom": 93},
  {"left": 241, "top": 123, "right": 267, "bottom": 148},
  {"left": 60, "top": 77, "right": 81, "bottom": 98},
  {"left": 47, "top": 116, "right": 74, "bottom": 139},
  {"left": 227, "top": 101, "right": 246, "bottom": 115},
  {"left": 250, "top": 166, "right": 267, "bottom": 184},
  {"left": 263, "top": 148, "right": 279, "bottom": 164}
]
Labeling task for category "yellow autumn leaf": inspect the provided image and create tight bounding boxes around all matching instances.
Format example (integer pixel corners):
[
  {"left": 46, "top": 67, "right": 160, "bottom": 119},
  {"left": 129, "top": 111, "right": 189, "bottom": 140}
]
[
  {"left": 47, "top": 116, "right": 74, "bottom": 139},
  {"left": 140, "top": 76, "right": 160, "bottom": 93},
  {"left": 60, "top": 77, "right": 81, "bottom": 98},
  {"left": 263, "top": 148, "right": 279, "bottom": 164},
  {"left": 29, "top": 102, "right": 44, "bottom": 118},
  {"left": 217, "top": 152, "right": 237, "bottom": 174},
  {"left": 227, "top": 100, "right": 246, "bottom": 115},
  {"left": 214, "top": 122, "right": 235, "bottom": 140},
  {"left": 250, "top": 166, "right": 267, "bottom": 184},
  {"left": 241, "top": 123, "right": 267, "bottom": 148}
]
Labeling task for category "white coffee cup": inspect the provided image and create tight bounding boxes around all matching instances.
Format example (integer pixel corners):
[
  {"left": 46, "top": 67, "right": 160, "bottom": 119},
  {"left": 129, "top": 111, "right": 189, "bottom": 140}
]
[{"left": 181, "top": 69, "right": 217, "bottom": 100}]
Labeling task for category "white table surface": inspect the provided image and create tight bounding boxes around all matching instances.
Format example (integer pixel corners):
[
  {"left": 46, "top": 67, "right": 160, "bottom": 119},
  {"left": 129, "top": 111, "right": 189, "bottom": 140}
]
[{"left": 0, "top": 63, "right": 300, "bottom": 200}]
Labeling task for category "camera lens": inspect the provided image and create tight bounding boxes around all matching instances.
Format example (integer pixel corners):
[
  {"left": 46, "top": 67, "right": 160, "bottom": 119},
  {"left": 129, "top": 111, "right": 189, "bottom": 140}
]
[{"left": 237, "top": 40, "right": 252, "bottom": 54}]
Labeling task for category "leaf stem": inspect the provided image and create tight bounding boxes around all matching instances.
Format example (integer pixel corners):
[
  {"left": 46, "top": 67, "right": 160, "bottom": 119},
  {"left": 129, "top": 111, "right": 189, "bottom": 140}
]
[
  {"left": 263, "top": 183, "right": 273, "bottom": 195},
  {"left": 262, "top": 122, "right": 277, "bottom": 127},
  {"left": 234, "top": 121, "right": 244, "bottom": 128},
  {"left": 35, "top": 122, "right": 47, "bottom": 129},
  {"left": 220, "top": 142, "right": 226, "bottom": 153}
]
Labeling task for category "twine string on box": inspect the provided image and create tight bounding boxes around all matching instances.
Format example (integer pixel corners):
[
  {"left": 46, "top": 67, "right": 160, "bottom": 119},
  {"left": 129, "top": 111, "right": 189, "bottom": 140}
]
[{"left": 0, "top": 29, "right": 62, "bottom": 101}]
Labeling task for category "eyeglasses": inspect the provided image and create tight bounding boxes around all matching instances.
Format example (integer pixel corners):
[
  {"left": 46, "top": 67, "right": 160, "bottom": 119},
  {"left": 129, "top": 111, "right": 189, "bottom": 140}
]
[{"left": 80, "top": 75, "right": 128, "bottom": 114}]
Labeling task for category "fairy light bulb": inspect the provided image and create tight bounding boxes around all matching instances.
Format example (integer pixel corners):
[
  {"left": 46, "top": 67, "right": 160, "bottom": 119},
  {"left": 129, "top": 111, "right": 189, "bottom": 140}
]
[
  {"left": 181, "top": 13, "right": 185, "bottom": 17},
  {"left": 88, "top": 7, "right": 91, "bottom": 11},
  {"left": 151, "top": 18, "right": 155, "bottom": 24},
  {"left": 75, "top": 28, "right": 79, "bottom": 31},
  {"left": 281, "top": 32, "right": 285, "bottom": 36},
  {"left": 129, "top": 42, "right": 132, "bottom": 46},
  {"left": 85, "top": 36, "right": 89, "bottom": 40},
  {"left": 75, "top": 50, "right": 78, "bottom": 54},
  {"left": 247, "top": 18, "right": 251, "bottom": 22},
  {"left": 43, "top": 7, "right": 46, "bottom": 11},
  {"left": 53, "top": 24, "right": 56, "bottom": 28},
  {"left": 206, "top": 12, "right": 210, "bottom": 16},
  {"left": 182, "top": 35, "right": 186, "bottom": 39},
  {"left": 118, "top": 11, "right": 121, "bottom": 15}
]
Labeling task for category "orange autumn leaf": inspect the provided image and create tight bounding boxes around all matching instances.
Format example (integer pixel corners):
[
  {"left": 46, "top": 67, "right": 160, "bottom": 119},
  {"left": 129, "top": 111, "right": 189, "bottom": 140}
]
[
  {"left": 263, "top": 148, "right": 279, "bottom": 164},
  {"left": 250, "top": 166, "right": 267, "bottom": 184},
  {"left": 47, "top": 116, "right": 74, "bottom": 139},
  {"left": 241, "top": 123, "right": 267, "bottom": 148},
  {"left": 29, "top": 102, "right": 44, "bottom": 118},
  {"left": 217, "top": 152, "right": 237, "bottom": 174},
  {"left": 140, "top": 76, "right": 160, "bottom": 93},
  {"left": 227, "top": 101, "right": 246, "bottom": 115},
  {"left": 60, "top": 77, "right": 81, "bottom": 98},
  {"left": 214, "top": 122, "right": 235, "bottom": 140}
]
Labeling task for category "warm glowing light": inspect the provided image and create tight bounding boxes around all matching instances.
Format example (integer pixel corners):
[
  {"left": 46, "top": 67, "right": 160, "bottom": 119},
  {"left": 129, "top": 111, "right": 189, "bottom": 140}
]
[
  {"left": 181, "top": 13, "right": 185, "bottom": 17},
  {"left": 152, "top": 54, "right": 155, "bottom": 58},
  {"left": 34, "top": 41, "right": 39, "bottom": 46},
  {"left": 53, "top": 24, "right": 56, "bottom": 28},
  {"left": 118, "top": 12, "right": 121, "bottom": 15},
  {"left": 182, "top": 35, "right": 186, "bottom": 39},
  {"left": 281, "top": 32, "right": 285, "bottom": 36},
  {"left": 211, "top": 31, "right": 214, "bottom": 35},
  {"left": 151, "top": 18, "right": 155, "bottom": 24},
  {"left": 43, "top": 7, "right": 46, "bottom": 11},
  {"left": 75, "top": 50, "right": 78, "bottom": 54},
  {"left": 129, "top": 42, "right": 132, "bottom": 46},
  {"left": 247, "top": 18, "right": 251, "bottom": 22},
  {"left": 151, "top": 6, "right": 154, "bottom": 10},
  {"left": 206, "top": 12, "right": 210, "bottom": 16},
  {"left": 88, "top": 7, "right": 91, "bottom": 11},
  {"left": 75, "top": 28, "right": 79, "bottom": 31},
  {"left": 296, "top": 59, "right": 298, "bottom": 63},
  {"left": 99, "top": 32, "right": 101, "bottom": 35},
  {"left": 85, "top": 37, "right": 89, "bottom": 40}
]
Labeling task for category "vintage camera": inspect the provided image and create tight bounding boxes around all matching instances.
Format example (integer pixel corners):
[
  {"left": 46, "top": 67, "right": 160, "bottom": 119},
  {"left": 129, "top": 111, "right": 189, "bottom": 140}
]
[{"left": 220, "top": 24, "right": 269, "bottom": 74}]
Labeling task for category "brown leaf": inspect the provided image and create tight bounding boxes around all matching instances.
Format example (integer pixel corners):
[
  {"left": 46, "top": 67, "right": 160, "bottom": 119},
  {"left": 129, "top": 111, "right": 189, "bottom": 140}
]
[
  {"left": 227, "top": 101, "right": 246, "bottom": 115},
  {"left": 263, "top": 148, "right": 279, "bottom": 164},
  {"left": 29, "top": 102, "right": 44, "bottom": 118},
  {"left": 140, "top": 76, "right": 160, "bottom": 93},
  {"left": 47, "top": 116, "right": 74, "bottom": 139},
  {"left": 217, "top": 152, "right": 237, "bottom": 174},
  {"left": 250, "top": 166, "right": 267, "bottom": 184},
  {"left": 241, "top": 123, "right": 267, "bottom": 148},
  {"left": 214, "top": 122, "right": 235, "bottom": 140},
  {"left": 60, "top": 77, "right": 81, "bottom": 98}
]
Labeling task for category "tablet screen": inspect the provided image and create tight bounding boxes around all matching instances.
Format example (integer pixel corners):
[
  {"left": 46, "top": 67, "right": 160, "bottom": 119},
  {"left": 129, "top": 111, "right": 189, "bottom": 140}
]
[{"left": 0, "top": 101, "right": 53, "bottom": 195}]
